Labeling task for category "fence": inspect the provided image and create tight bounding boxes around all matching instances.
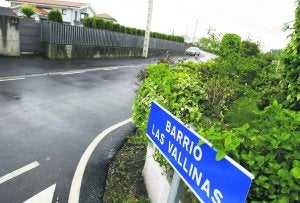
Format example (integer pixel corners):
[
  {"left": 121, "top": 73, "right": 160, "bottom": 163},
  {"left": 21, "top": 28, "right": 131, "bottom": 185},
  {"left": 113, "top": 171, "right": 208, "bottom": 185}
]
[
  {"left": 20, "top": 18, "right": 41, "bottom": 53},
  {"left": 41, "top": 22, "right": 186, "bottom": 51}
]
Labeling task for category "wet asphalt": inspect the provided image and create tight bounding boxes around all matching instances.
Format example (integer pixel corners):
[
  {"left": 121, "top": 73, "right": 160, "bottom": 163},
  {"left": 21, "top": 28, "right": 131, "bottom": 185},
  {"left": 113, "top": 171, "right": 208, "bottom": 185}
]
[{"left": 0, "top": 56, "right": 158, "bottom": 203}]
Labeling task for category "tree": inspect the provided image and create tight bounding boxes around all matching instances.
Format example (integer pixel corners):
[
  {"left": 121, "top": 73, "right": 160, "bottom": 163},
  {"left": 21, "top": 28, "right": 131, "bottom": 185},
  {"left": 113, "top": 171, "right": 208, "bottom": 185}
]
[
  {"left": 48, "top": 9, "right": 63, "bottom": 23},
  {"left": 241, "top": 40, "right": 260, "bottom": 57},
  {"left": 281, "top": 0, "right": 300, "bottom": 110},
  {"left": 20, "top": 4, "right": 36, "bottom": 18},
  {"left": 219, "top": 33, "right": 241, "bottom": 58},
  {"left": 197, "top": 27, "right": 221, "bottom": 54}
]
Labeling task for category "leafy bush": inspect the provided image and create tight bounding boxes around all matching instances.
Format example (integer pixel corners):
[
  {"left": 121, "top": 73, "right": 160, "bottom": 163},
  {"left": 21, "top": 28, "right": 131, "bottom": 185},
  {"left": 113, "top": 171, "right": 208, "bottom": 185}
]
[
  {"left": 241, "top": 40, "right": 260, "bottom": 57},
  {"left": 132, "top": 30, "right": 299, "bottom": 201},
  {"left": 281, "top": 0, "right": 300, "bottom": 111},
  {"left": 113, "top": 23, "right": 121, "bottom": 32},
  {"left": 48, "top": 9, "right": 63, "bottom": 23},
  {"left": 132, "top": 61, "right": 237, "bottom": 145},
  {"left": 104, "top": 20, "right": 114, "bottom": 30},
  {"left": 20, "top": 4, "right": 35, "bottom": 18},
  {"left": 81, "top": 17, "right": 184, "bottom": 42},
  {"left": 120, "top": 25, "right": 126, "bottom": 33},
  {"left": 201, "top": 101, "right": 300, "bottom": 202},
  {"left": 137, "top": 29, "right": 145, "bottom": 36},
  {"left": 125, "top": 27, "right": 134, "bottom": 35},
  {"left": 94, "top": 18, "right": 105, "bottom": 29},
  {"left": 82, "top": 16, "right": 95, "bottom": 28},
  {"left": 219, "top": 33, "right": 241, "bottom": 58}
]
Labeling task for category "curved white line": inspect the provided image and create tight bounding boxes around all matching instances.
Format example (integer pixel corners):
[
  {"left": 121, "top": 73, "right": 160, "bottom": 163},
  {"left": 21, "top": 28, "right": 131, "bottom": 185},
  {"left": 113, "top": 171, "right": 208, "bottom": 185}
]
[{"left": 68, "top": 118, "right": 132, "bottom": 203}]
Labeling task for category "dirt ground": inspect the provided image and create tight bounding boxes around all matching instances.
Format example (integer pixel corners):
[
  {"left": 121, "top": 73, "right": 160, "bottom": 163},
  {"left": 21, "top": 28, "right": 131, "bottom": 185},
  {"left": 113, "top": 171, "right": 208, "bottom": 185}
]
[{"left": 103, "top": 135, "right": 150, "bottom": 203}]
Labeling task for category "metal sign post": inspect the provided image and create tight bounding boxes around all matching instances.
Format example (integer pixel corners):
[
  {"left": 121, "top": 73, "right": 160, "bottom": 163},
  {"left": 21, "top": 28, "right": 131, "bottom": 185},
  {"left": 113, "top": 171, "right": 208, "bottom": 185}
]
[{"left": 167, "top": 172, "right": 184, "bottom": 203}]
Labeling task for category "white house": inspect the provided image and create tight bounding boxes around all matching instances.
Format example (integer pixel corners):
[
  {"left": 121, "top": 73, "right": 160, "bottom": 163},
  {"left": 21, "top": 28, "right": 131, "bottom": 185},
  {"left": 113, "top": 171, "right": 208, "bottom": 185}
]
[{"left": 6, "top": 0, "right": 97, "bottom": 25}]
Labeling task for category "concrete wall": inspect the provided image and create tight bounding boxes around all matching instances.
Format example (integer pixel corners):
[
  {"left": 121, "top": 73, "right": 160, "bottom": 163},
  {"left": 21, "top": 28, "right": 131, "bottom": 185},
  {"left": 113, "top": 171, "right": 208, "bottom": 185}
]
[
  {"left": 0, "top": 15, "right": 20, "bottom": 56},
  {"left": 42, "top": 43, "right": 184, "bottom": 59},
  {"left": 0, "top": 7, "right": 13, "bottom": 16}
]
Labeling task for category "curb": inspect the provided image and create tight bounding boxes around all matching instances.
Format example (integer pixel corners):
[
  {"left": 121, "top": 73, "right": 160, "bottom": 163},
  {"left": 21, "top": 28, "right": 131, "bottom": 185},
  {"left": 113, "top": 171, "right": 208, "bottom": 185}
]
[{"left": 68, "top": 119, "right": 135, "bottom": 203}]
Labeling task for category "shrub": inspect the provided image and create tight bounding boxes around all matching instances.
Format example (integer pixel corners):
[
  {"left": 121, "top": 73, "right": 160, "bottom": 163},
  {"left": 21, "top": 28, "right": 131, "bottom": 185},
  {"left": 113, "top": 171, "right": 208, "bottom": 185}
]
[
  {"left": 132, "top": 61, "right": 235, "bottom": 144},
  {"left": 20, "top": 4, "right": 35, "bottom": 18},
  {"left": 104, "top": 20, "right": 113, "bottom": 31},
  {"left": 80, "top": 17, "right": 184, "bottom": 42},
  {"left": 113, "top": 23, "right": 121, "bottom": 32},
  {"left": 241, "top": 40, "right": 260, "bottom": 57},
  {"left": 94, "top": 18, "right": 105, "bottom": 29},
  {"left": 137, "top": 29, "right": 145, "bottom": 36},
  {"left": 132, "top": 40, "right": 299, "bottom": 201},
  {"left": 48, "top": 8, "right": 63, "bottom": 23},
  {"left": 281, "top": 0, "right": 300, "bottom": 111},
  {"left": 219, "top": 33, "right": 241, "bottom": 58},
  {"left": 200, "top": 101, "right": 300, "bottom": 202},
  {"left": 132, "top": 28, "right": 138, "bottom": 35},
  {"left": 82, "top": 16, "right": 95, "bottom": 28},
  {"left": 120, "top": 25, "right": 126, "bottom": 33}
]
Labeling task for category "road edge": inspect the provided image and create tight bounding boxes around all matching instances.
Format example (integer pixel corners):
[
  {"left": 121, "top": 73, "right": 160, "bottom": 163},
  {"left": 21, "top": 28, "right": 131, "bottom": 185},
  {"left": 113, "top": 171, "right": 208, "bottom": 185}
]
[{"left": 68, "top": 118, "right": 132, "bottom": 203}]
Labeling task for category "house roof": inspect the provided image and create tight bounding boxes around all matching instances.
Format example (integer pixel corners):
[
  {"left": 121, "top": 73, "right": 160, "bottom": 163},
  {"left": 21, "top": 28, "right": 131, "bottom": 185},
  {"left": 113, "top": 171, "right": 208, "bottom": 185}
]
[
  {"left": 8, "top": 0, "right": 90, "bottom": 9},
  {"left": 35, "top": 7, "right": 48, "bottom": 15},
  {"left": 95, "top": 13, "right": 117, "bottom": 22}
]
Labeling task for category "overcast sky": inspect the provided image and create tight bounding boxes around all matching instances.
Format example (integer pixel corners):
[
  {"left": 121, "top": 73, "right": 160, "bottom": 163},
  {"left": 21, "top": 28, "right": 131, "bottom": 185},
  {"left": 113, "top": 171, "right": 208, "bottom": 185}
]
[
  {"left": 84, "top": 0, "right": 296, "bottom": 51},
  {"left": 1, "top": 0, "right": 296, "bottom": 51}
]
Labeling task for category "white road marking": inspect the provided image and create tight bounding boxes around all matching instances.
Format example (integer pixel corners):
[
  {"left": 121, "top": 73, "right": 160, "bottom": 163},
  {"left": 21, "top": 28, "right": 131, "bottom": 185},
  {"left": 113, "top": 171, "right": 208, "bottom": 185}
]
[
  {"left": 0, "top": 161, "right": 40, "bottom": 185},
  {"left": 0, "top": 77, "right": 26, "bottom": 82},
  {"left": 68, "top": 118, "right": 132, "bottom": 203},
  {"left": 23, "top": 184, "right": 56, "bottom": 203},
  {"left": 0, "top": 64, "right": 148, "bottom": 82}
]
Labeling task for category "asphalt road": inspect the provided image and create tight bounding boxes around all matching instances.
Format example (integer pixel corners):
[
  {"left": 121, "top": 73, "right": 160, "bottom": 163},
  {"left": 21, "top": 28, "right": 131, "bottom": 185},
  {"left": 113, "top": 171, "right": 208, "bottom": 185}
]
[{"left": 0, "top": 56, "right": 157, "bottom": 203}]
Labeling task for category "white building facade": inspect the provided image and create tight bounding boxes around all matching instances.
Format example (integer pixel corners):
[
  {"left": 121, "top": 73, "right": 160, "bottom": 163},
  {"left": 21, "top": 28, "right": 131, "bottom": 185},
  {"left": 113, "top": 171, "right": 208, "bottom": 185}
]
[{"left": 6, "top": 0, "right": 96, "bottom": 25}]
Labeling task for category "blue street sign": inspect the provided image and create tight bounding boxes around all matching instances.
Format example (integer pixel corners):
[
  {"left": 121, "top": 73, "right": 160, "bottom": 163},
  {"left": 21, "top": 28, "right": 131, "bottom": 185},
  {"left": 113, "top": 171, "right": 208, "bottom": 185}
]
[{"left": 146, "top": 101, "right": 254, "bottom": 203}]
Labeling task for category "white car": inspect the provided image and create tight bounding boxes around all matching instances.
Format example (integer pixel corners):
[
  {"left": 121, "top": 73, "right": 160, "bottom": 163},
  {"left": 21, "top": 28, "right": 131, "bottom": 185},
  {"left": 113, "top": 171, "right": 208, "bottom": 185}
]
[{"left": 185, "top": 47, "right": 201, "bottom": 56}]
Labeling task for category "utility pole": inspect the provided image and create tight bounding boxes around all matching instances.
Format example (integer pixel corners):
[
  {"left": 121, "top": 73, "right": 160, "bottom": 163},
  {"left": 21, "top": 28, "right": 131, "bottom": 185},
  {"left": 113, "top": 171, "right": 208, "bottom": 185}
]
[
  {"left": 142, "top": 0, "right": 153, "bottom": 58},
  {"left": 192, "top": 19, "right": 198, "bottom": 44}
]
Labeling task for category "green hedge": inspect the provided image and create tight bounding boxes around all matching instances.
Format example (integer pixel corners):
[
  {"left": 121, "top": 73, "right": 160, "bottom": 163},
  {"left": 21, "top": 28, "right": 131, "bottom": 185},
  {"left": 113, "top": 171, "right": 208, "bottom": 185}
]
[
  {"left": 82, "top": 17, "right": 184, "bottom": 43},
  {"left": 48, "top": 8, "right": 63, "bottom": 23},
  {"left": 132, "top": 59, "right": 300, "bottom": 202},
  {"left": 132, "top": 29, "right": 300, "bottom": 201},
  {"left": 20, "top": 4, "right": 35, "bottom": 18}
]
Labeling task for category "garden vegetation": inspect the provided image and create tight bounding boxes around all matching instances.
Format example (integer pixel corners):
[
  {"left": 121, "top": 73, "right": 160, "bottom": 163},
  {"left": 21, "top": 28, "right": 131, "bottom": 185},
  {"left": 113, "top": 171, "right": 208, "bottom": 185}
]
[
  {"left": 20, "top": 4, "right": 36, "bottom": 18},
  {"left": 132, "top": 1, "right": 300, "bottom": 202},
  {"left": 82, "top": 16, "right": 184, "bottom": 43},
  {"left": 47, "top": 9, "right": 63, "bottom": 23}
]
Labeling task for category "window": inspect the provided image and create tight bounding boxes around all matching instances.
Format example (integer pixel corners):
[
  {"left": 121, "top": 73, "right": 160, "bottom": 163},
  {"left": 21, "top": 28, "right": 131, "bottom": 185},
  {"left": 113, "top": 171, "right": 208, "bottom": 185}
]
[
  {"left": 80, "top": 13, "right": 88, "bottom": 21},
  {"left": 62, "top": 9, "right": 67, "bottom": 15},
  {"left": 74, "top": 11, "right": 78, "bottom": 21}
]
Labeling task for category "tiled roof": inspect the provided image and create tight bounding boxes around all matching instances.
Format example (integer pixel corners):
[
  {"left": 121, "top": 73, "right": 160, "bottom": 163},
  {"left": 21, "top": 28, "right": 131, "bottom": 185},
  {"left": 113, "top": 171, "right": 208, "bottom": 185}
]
[
  {"left": 96, "top": 13, "right": 117, "bottom": 22},
  {"left": 35, "top": 7, "right": 48, "bottom": 15},
  {"left": 10, "top": 0, "right": 89, "bottom": 8}
]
